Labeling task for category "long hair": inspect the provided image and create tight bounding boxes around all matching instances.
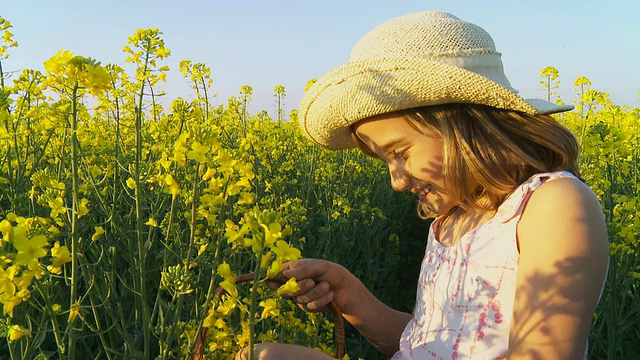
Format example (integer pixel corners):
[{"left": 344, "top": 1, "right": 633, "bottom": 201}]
[{"left": 352, "top": 103, "right": 580, "bottom": 219}]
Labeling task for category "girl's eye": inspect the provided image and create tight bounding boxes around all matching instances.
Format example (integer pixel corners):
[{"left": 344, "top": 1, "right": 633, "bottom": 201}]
[{"left": 394, "top": 149, "right": 408, "bottom": 160}]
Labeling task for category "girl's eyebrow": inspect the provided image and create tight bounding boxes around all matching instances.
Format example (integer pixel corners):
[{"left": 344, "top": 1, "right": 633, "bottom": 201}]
[{"left": 378, "top": 137, "right": 406, "bottom": 154}]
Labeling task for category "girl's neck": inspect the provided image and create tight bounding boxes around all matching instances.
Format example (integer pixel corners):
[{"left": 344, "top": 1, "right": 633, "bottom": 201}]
[{"left": 435, "top": 206, "right": 496, "bottom": 247}]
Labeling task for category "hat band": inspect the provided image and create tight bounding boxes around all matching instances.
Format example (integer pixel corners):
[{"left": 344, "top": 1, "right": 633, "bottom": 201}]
[{"left": 430, "top": 53, "right": 517, "bottom": 93}]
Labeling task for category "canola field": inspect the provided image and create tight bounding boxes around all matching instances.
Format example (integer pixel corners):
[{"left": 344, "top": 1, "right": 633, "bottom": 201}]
[{"left": 0, "top": 19, "right": 637, "bottom": 360}]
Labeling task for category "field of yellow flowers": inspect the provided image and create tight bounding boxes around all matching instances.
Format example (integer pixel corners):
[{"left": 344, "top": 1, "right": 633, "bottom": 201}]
[{"left": 0, "top": 19, "right": 638, "bottom": 360}]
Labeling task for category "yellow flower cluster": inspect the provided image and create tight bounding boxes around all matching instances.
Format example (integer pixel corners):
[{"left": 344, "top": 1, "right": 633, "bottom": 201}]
[
  {"left": 0, "top": 213, "right": 69, "bottom": 344},
  {"left": 43, "top": 50, "right": 111, "bottom": 95},
  {"left": 0, "top": 18, "right": 19, "bottom": 60},
  {"left": 225, "top": 207, "right": 301, "bottom": 279}
]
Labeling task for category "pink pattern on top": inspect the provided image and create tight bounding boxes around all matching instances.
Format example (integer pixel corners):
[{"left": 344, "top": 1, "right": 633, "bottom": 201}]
[{"left": 391, "top": 171, "right": 578, "bottom": 360}]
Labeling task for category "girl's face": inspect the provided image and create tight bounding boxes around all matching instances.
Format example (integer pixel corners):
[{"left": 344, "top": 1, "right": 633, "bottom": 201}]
[{"left": 354, "top": 112, "right": 455, "bottom": 216}]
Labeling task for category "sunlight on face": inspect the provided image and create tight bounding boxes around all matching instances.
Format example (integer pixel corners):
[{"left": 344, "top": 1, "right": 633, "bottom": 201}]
[{"left": 353, "top": 112, "right": 456, "bottom": 215}]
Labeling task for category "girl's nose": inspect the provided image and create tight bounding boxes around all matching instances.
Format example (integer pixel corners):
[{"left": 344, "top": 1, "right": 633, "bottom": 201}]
[{"left": 389, "top": 164, "right": 410, "bottom": 192}]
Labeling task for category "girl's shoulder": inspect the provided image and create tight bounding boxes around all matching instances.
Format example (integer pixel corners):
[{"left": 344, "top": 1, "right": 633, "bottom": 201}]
[
  {"left": 516, "top": 169, "right": 608, "bottom": 267},
  {"left": 519, "top": 171, "right": 600, "bottom": 223},
  {"left": 495, "top": 170, "right": 582, "bottom": 221}
]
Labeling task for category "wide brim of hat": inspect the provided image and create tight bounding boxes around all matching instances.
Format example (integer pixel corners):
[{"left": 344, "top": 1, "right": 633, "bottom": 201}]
[{"left": 299, "top": 57, "right": 574, "bottom": 150}]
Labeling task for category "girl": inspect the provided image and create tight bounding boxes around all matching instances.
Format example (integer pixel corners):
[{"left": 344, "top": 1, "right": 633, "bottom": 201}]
[{"left": 236, "top": 11, "right": 609, "bottom": 359}]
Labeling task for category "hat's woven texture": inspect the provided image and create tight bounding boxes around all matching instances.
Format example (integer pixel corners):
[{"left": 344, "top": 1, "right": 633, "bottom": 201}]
[{"left": 299, "top": 11, "right": 572, "bottom": 150}]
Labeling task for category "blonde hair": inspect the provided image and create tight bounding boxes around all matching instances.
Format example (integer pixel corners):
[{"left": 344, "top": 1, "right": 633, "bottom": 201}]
[{"left": 352, "top": 104, "right": 580, "bottom": 219}]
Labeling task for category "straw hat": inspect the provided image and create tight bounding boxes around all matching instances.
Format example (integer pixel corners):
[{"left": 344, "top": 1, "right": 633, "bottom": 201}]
[{"left": 298, "top": 11, "right": 573, "bottom": 150}]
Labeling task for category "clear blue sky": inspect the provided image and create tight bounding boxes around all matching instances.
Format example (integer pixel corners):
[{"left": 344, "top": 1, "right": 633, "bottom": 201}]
[{"left": 3, "top": 1, "right": 639, "bottom": 117}]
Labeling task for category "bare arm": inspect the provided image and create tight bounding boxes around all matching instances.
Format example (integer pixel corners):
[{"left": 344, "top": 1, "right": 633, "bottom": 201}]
[
  {"left": 282, "top": 259, "right": 412, "bottom": 356},
  {"left": 509, "top": 177, "right": 609, "bottom": 359}
]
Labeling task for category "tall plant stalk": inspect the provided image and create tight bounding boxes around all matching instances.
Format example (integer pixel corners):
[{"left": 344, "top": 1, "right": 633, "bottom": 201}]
[
  {"left": 162, "top": 164, "right": 199, "bottom": 359},
  {"left": 134, "top": 58, "right": 151, "bottom": 358},
  {"left": 248, "top": 244, "right": 265, "bottom": 360},
  {"left": 69, "top": 83, "right": 80, "bottom": 360}
]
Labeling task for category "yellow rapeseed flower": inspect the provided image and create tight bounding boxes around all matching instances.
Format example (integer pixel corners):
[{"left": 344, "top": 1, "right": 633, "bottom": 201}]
[
  {"left": 92, "top": 226, "right": 105, "bottom": 241},
  {"left": 271, "top": 240, "right": 302, "bottom": 262},
  {"left": 203, "top": 308, "right": 217, "bottom": 328},
  {"left": 8, "top": 324, "right": 30, "bottom": 341},
  {"left": 259, "top": 298, "right": 279, "bottom": 319},
  {"left": 50, "top": 241, "right": 71, "bottom": 266},
  {"left": 218, "top": 280, "right": 238, "bottom": 299},
  {"left": 266, "top": 258, "right": 283, "bottom": 279},
  {"left": 216, "top": 298, "right": 237, "bottom": 316},
  {"left": 48, "top": 241, "right": 72, "bottom": 274},
  {"left": 48, "top": 197, "right": 67, "bottom": 219},
  {"left": 126, "top": 177, "right": 136, "bottom": 189},
  {"left": 202, "top": 167, "right": 216, "bottom": 181},
  {"left": 0, "top": 266, "right": 17, "bottom": 295},
  {"left": 261, "top": 222, "right": 282, "bottom": 246},
  {"left": 26, "top": 257, "right": 46, "bottom": 279},
  {"left": 43, "top": 49, "right": 75, "bottom": 79},
  {"left": 13, "top": 234, "right": 48, "bottom": 265},
  {"left": 0, "top": 288, "right": 28, "bottom": 317},
  {"left": 187, "top": 141, "right": 209, "bottom": 163},
  {"left": 214, "top": 318, "right": 227, "bottom": 329},
  {"left": 28, "top": 186, "right": 38, "bottom": 201},
  {"left": 44, "top": 50, "right": 111, "bottom": 94},
  {"left": 0, "top": 18, "right": 19, "bottom": 60},
  {"left": 68, "top": 301, "right": 81, "bottom": 323},
  {"left": 224, "top": 220, "right": 250, "bottom": 247},
  {"left": 14, "top": 272, "right": 34, "bottom": 290},
  {"left": 237, "top": 191, "right": 254, "bottom": 205},
  {"left": 48, "top": 179, "right": 65, "bottom": 191},
  {"left": 217, "top": 262, "right": 235, "bottom": 283},
  {"left": 164, "top": 174, "right": 180, "bottom": 198},
  {"left": 0, "top": 219, "right": 12, "bottom": 235},
  {"left": 78, "top": 198, "right": 89, "bottom": 218},
  {"left": 276, "top": 277, "right": 300, "bottom": 296}
]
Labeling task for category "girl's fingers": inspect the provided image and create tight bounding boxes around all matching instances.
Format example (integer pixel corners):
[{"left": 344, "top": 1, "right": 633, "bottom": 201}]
[
  {"left": 266, "top": 260, "right": 341, "bottom": 313},
  {"left": 295, "top": 281, "right": 330, "bottom": 303},
  {"left": 292, "top": 278, "right": 316, "bottom": 295},
  {"left": 282, "top": 259, "right": 329, "bottom": 281},
  {"left": 297, "top": 289, "right": 334, "bottom": 312},
  {"left": 266, "top": 277, "right": 316, "bottom": 296},
  {"left": 266, "top": 281, "right": 280, "bottom": 291}
]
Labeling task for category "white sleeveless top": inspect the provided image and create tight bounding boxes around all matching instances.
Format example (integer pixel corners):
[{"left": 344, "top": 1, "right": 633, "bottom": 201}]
[{"left": 391, "top": 171, "right": 578, "bottom": 359}]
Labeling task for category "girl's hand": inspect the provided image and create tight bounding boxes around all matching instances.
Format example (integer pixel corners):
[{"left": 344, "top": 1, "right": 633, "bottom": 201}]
[
  {"left": 270, "top": 258, "right": 411, "bottom": 356},
  {"left": 271, "top": 258, "right": 354, "bottom": 313}
]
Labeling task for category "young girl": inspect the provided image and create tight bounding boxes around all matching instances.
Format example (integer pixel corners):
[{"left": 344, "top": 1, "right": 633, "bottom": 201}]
[{"left": 236, "top": 11, "right": 609, "bottom": 360}]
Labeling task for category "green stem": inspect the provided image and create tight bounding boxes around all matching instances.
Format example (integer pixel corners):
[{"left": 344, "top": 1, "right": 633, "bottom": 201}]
[
  {"left": 153, "top": 195, "right": 175, "bottom": 357},
  {"left": 76, "top": 249, "right": 115, "bottom": 360},
  {"left": 0, "top": 59, "right": 4, "bottom": 89},
  {"left": 201, "top": 79, "right": 209, "bottom": 123},
  {"left": 110, "top": 96, "right": 121, "bottom": 223},
  {"left": 162, "top": 164, "right": 199, "bottom": 359},
  {"left": 183, "top": 164, "right": 200, "bottom": 277},
  {"left": 248, "top": 241, "right": 265, "bottom": 360},
  {"left": 69, "top": 83, "right": 80, "bottom": 360},
  {"left": 135, "top": 50, "right": 151, "bottom": 359},
  {"left": 634, "top": 113, "right": 638, "bottom": 197},
  {"left": 151, "top": 195, "right": 176, "bottom": 313},
  {"left": 607, "top": 256, "right": 617, "bottom": 360},
  {"left": 187, "top": 182, "right": 230, "bottom": 358},
  {"left": 34, "top": 278, "right": 65, "bottom": 358}
]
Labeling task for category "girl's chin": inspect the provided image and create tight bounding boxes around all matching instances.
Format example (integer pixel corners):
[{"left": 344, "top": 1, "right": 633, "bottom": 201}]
[
  {"left": 420, "top": 202, "right": 441, "bottom": 215},
  {"left": 420, "top": 200, "right": 455, "bottom": 216}
]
